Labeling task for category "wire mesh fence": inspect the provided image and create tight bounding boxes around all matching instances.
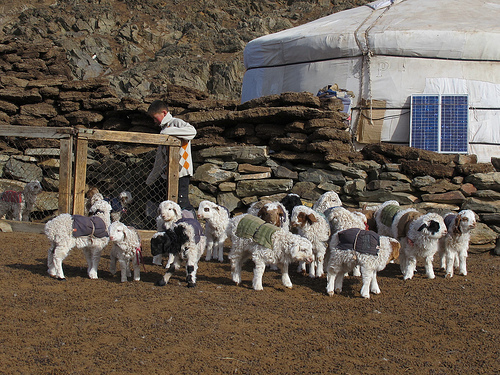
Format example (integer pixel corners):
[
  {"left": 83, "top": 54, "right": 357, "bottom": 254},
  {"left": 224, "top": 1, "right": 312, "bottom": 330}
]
[
  {"left": 0, "top": 133, "right": 62, "bottom": 222},
  {"left": 84, "top": 141, "right": 162, "bottom": 230},
  {"left": 0, "top": 126, "right": 180, "bottom": 231}
]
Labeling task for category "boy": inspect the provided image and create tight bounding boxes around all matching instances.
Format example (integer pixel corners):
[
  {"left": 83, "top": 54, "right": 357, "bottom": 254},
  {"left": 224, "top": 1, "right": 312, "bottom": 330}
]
[{"left": 146, "top": 100, "right": 196, "bottom": 214}]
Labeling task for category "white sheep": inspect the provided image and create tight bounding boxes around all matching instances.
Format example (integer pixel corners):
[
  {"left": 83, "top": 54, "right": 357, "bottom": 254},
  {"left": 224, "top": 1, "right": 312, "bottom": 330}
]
[
  {"left": 393, "top": 209, "right": 447, "bottom": 280},
  {"left": 437, "top": 210, "right": 476, "bottom": 278},
  {"left": 109, "top": 221, "right": 142, "bottom": 282},
  {"left": 45, "top": 199, "right": 112, "bottom": 280},
  {"left": 326, "top": 228, "right": 401, "bottom": 298},
  {"left": 0, "top": 180, "right": 42, "bottom": 221},
  {"left": 312, "top": 190, "right": 342, "bottom": 214},
  {"left": 197, "top": 200, "right": 230, "bottom": 262},
  {"left": 290, "top": 205, "right": 331, "bottom": 278},
  {"left": 228, "top": 214, "right": 314, "bottom": 291},
  {"left": 151, "top": 219, "right": 206, "bottom": 288},
  {"left": 152, "top": 200, "right": 183, "bottom": 266}
]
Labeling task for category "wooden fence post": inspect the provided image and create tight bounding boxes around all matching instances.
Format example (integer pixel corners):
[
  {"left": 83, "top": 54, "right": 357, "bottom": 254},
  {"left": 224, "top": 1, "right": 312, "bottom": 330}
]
[
  {"left": 58, "top": 137, "right": 73, "bottom": 214},
  {"left": 72, "top": 137, "right": 88, "bottom": 215}
]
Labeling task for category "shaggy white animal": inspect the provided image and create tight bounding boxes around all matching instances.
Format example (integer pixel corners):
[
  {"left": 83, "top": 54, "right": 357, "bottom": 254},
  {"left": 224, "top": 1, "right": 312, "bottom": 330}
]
[
  {"left": 0, "top": 180, "right": 42, "bottom": 221},
  {"left": 152, "top": 200, "right": 183, "bottom": 266},
  {"left": 393, "top": 209, "right": 447, "bottom": 280},
  {"left": 228, "top": 214, "right": 314, "bottom": 291},
  {"left": 109, "top": 221, "right": 142, "bottom": 282},
  {"left": 197, "top": 200, "right": 230, "bottom": 262},
  {"left": 46, "top": 199, "right": 112, "bottom": 280},
  {"left": 312, "top": 191, "right": 342, "bottom": 214},
  {"left": 151, "top": 221, "right": 206, "bottom": 288},
  {"left": 326, "top": 230, "right": 400, "bottom": 298},
  {"left": 290, "top": 205, "right": 331, "bottom": 278},
  {"left": 373, "top": 200, "right": 401, "bottom": 237},
  {"left": 437, "top": 210, "right": 476, "bottom": 278}
]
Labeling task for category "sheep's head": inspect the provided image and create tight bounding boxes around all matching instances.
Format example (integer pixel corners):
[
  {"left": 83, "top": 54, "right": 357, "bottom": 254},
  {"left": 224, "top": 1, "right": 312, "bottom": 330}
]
[
  {"left": 291, "top": 206, "right": 318, "bottom": 228},
  {"left": 454, "top": 210, "right": 476, "bottom": 235},
  {"left": 25, "top": 180, "right": 42, "bottom": 195},
  {"left": 289, "top": 236, "right": 314, "bottom": 264},
  {"left": 312, "top": 191, "right": 342, "bottom": 214},
  {"left": 109, "top": 221, "right": 127, "bottom": 242},
  {"left": 158, "top": 200, "right": 182, "bottom": 222},
  {"left": 417, "top": 213, "right": 447, "bottom": 238},
  {"left": 257, "top": 202, "right": 287, "bottom": 228},
  {"left": 89, "top": 199, "right": 112, "bottom": 217},
  {"left": 197, "top": 200, "right": 217, "bottom": 220},
  {"left": 119, "top": 191, "right": 133, "bottom": 206}
]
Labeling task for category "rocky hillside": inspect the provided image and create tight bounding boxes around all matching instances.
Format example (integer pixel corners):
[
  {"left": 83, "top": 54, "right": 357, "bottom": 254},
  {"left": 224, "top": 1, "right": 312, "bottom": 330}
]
[{"left": 0, "top": 0, "right": 370, "bottom": 101}]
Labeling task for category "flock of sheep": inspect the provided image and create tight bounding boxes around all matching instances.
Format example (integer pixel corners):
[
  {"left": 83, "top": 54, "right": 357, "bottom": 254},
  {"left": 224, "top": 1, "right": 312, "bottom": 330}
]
[{"left": 42, "top": 188, "right": 477, "bottom": 298}]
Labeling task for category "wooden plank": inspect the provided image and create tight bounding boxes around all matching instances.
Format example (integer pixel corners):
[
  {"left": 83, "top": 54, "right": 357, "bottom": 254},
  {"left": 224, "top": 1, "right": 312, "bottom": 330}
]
[
  {"left": 0, "top": 125, "right": 74, "bottom": 139},
  {"left": 58, "top": 138, "right": 73, "bottom": 214},
  {"left": 72, "top": 138, "right": 88, "bottom": 215},
  {"left": 166, "top": 146, "right": 180, "bottom": 202},
  {"left": 77, "top": 129, "right": 181, "bottom": 146},
  {"left": 0, "top": 220, "right": 45, "bottom": 234}
]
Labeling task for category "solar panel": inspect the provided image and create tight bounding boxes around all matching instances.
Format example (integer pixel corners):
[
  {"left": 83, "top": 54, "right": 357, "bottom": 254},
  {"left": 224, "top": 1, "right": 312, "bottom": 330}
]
[{"left": 410, "top": 94, "right": 469, "bottom": 154}]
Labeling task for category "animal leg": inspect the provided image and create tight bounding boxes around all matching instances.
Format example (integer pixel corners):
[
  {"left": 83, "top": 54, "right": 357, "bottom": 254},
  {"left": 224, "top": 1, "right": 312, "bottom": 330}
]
[
  {"left": 458, "top": 251, "right": 467, "bottom": 276},
  {"left": 308, "top": 259, "right": 316, "bottom": 278},
  {"left": 52, "top": 245, "right": 69, "bottom": 280},
  {"left": 109, "top": 252, "right": 118, "bottom": 276},
  {"left": 205, "top": 235, "right": 214, "bottom": 261},
  {"left": 12, "top": 205, "right": 22, "bottom": 221},
  {"left": 424, "top": 255, "right": 435, "bottom": 279},
  {"left": 47, "top": 243, "right": 56, "bottom": 277},
  {"left": 403, "top": 255, "right": 417, "bottom": 280},
  {"left": 132, "top": 255, "right": 141, "bottom": 281},
  {"left": 360, "top": 268, "right": 373, "bottom": 298},
  {"left": 369, "top": 269, "right": 381, "bottom": 295},
  {"left": 87, "top": 249, "right": 102, "bottom": 279},
  {"left": 252, "top": 260, "right": 266, "bottom": 291},
  {"left": 155, "top": 254, "right": 177, "bottom": 286},
  {"left": 185, "top": 260, "right": 198, "bottom": 288},
  {"left": 216, "top": 241, "right": 224, "bottom": 262},
  {"left": 445, "top": 251, "right": 455, "bottom": 278},
  {"left": 326, "top": 271, "right": 336, "bottom": 296},
  {"left": 118, "top": 259, "right": 129, "bottom": 282},
  {"left": 279, "top": 262, "right": 293, "bottom": 289}
]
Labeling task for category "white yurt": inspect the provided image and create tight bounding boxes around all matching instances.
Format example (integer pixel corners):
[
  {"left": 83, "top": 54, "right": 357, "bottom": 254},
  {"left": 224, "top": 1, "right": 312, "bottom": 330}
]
[{"left": 241, "top": 0, "right": 500, "bottom": 162}]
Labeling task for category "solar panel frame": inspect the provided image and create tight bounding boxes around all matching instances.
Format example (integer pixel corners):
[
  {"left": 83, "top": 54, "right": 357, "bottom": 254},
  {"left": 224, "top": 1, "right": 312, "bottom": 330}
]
[{"left": 410, "top": 94, "right": 469, "bottom": 154}]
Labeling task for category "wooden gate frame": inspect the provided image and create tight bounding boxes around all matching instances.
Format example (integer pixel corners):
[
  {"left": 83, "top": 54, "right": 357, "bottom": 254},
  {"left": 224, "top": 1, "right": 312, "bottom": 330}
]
[{"left": 0, "top": 125, "right": 181, "bottom": 216}]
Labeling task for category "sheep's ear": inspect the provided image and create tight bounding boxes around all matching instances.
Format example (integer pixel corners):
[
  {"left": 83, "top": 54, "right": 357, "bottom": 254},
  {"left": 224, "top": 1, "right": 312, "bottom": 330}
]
[
  {"left": 428, "top": 220, "right": 441, "bottom": 234},
  {"left": 257, "top": 206, "right": 266, "bottom": 217},
  {"left": 453, "top": 215, "right": 462, "bottom": 235},
  {"left": 417, "top": 223, "right": 427, "bottom": 232},
  {"left": 389, "top": 239, "right": 400, "bottom": 261},
  {"left": 307, "top": 213, "right": 318, "bottom": 224}
]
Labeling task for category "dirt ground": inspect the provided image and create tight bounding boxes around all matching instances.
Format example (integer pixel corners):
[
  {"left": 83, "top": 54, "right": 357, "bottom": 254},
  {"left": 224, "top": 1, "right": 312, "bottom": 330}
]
[{"left": 1, "top": 231, "right": 499, "bottom": 375}]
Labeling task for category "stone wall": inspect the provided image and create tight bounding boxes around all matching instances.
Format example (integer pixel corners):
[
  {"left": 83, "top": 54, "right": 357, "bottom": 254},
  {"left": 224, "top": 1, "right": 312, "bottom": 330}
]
[{"left": 0, "top": 39, "right": 499, "bottom": 250}]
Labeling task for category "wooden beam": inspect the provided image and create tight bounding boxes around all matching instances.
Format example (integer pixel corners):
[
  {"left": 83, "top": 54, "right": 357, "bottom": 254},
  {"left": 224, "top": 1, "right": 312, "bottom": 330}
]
[
  {"left": 73, "top": 138, "right": 88, "bottom": 215},
  {"left": 77, "top": 128, "right": 181, "bottom": 146},
  {"left": 58, "top": 138, "right": 73, "bottom": 214},
  {"left": 0, "top": 125, "right": 75, "bottom": 138},
  {"left": 0, "top": 220, "right": 45, "bottom": 234},
  {"left": 166, "top": 146, "right": 180, "bottom": 202}
]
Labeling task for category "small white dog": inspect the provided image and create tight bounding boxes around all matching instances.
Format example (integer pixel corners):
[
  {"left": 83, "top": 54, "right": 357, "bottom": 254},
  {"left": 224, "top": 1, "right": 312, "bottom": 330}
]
[{"left": 437, "top": 210, "right": 476, "bottom": 278}]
